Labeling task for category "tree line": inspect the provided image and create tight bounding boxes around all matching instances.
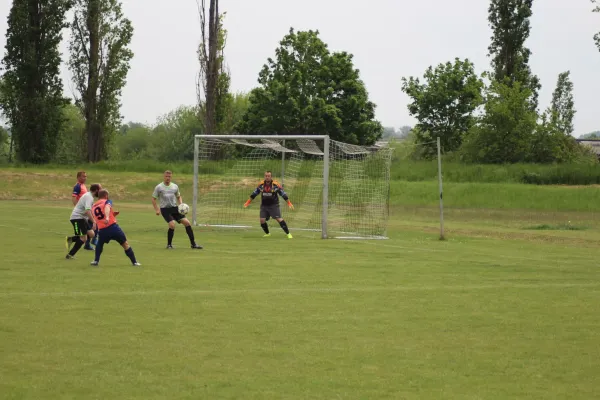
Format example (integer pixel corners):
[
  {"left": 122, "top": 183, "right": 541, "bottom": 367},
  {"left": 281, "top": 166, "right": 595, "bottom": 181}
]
[
  {"left": 401, "top": 0, "right": 600, "bottom": 164},
  {"left": 1, "top": 0, "right": 599, "bottom": 164}
]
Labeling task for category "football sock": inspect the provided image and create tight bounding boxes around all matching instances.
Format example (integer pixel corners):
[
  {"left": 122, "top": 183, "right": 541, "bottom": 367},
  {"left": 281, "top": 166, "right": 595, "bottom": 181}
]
[
  {"left": 261, "top": 223, "right": 269, "bottom": 234},
  {"left": 185, "top": 225, "right": 196, "bottom": 245},
  {"left": 94, "top": 241, "right": 104, "bottom": 262},
  {"left": 69, "top": 238, "right": 84, "bottom": 256},
  {"left": 92, "top": 228, "right": 98, "bottom": 245},
  {"left": 279, "top": 220, "right": 290, "bottom": 234},
  {"left": 125, "top": 247, "right": 137, "bottom": 264},
  {"left": 85, "top": 236, "right": 91, "bottom": 247},
  {"left": 167, "top": 228, "right": 174, "bottom": 245}
]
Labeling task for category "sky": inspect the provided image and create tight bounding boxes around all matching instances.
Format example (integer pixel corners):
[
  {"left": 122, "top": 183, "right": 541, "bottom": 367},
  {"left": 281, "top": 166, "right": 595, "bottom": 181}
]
[{"left": 0, "top": 0, "right": 599, "bottom": 136}]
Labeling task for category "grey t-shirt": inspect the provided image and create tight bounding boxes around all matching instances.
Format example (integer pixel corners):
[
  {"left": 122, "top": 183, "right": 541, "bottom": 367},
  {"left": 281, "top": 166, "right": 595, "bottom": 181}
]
[
  {"left": 70, "top": 192, "right": 94, "bottom": 220},
  {"left": 152, "top": 182, "right": 180, "bottom": 208}
]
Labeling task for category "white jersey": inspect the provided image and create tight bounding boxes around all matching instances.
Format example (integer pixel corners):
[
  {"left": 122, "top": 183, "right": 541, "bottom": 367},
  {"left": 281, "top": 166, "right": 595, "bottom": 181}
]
[
  {"left": 70, "top": 192, "right": 94, "bottom": 220},
  {"left": 152, "top": 182, "right": 181, "bottom": 208}
]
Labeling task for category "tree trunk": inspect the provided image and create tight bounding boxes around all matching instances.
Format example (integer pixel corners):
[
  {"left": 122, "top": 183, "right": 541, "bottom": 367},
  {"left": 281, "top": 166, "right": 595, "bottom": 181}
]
[
  {"left": 86, "top": 0, "right": 101, "bottom": 162},
  {"left": 204, "top": 0, "right": 218, "bottom": 135}
]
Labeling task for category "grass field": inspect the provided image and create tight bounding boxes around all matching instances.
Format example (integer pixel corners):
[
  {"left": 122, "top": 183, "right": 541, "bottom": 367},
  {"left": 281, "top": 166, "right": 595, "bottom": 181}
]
[{"left": 1, "top": 168, "right": 600, "bottom": 399}]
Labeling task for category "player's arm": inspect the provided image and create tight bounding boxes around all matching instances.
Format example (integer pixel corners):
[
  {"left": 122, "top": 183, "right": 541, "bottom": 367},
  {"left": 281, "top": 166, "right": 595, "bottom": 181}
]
[
  {"left": 176, "top": 189, "right": 182, "bottom": 205},
  {"left": 72, "top": 184, "right": 81, "bottom": 206},
  {"left": 103, "top": 203, "right": 112, "bottom": 224},
  {"left": 152, "top": 186, "right": 160, "bottom": 215},
  {"left": 85, "top": 209, "right": 96, "bottom": 230},
  {"left": 244, "top": 186, "right": 261, "bottom": 207},
  {"left": 277, "top": 185, "right": 294, "bottom": 209}
]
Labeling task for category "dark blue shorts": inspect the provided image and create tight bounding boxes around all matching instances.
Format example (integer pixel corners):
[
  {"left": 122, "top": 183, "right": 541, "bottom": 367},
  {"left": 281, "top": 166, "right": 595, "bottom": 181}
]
[{"left": 97, "top": 224, "right": 127, "bottom": 245}]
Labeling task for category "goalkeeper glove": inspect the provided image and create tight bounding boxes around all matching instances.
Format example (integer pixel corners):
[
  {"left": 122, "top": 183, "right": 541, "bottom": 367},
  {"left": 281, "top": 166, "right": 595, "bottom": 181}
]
[
  {"left": 287, "top": 200, "right": 294, "bottom": 210},
  {"left": 243, "top": 199, "right": 251, "bottom": 208}
]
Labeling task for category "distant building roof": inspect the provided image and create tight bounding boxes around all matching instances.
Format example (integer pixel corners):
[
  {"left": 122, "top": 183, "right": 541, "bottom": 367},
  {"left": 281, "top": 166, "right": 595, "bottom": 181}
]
[{"left": 576, "top": 139, "right": 600, "bottom": 155}]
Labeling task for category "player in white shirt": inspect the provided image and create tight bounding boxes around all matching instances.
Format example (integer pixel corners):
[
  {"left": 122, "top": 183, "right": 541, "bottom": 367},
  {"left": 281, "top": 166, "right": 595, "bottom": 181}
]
[
  {"left": 152, "top": 170, "right": 202, "bottom": 249},
  {"left": 65, "top": 183, "right": 102, "bottom": 259}
]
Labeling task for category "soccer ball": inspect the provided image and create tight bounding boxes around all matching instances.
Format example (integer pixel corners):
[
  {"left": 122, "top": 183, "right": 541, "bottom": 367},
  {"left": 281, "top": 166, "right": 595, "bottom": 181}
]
[{"left": 178, "top": 203, "right": 190, "bottom": 215}]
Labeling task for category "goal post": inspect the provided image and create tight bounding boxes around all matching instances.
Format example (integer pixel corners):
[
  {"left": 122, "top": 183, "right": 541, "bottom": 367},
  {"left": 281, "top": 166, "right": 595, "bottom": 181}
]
[{"left": 192, "top": 134, "right": 392, "bottom": 239}]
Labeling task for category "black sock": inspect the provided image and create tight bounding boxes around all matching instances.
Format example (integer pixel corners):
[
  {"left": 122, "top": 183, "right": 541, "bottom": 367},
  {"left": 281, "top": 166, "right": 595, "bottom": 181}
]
[
  {"left": 167, "top": 228, "right": 174, "bottom": 245},
  {"left": 69, "top": 238, "right": 84, "bottom": 256},
  {"left": 85, "top": 236, "right": 91, "bottom": 246},
  {"left": 261, "top": 223, "right": 269, "bottom": 234},
  {"left": 279, "top": 220, "right": 290, "bottom": 234},
  {"left": 185, "top": 225, "right": 196, "bottom": 245},
  {"left": 125, "top": 247, "right": 137, "bottom": 264},
  {"left": 71, "top": 235, "right": 80, "bottom": 242}
]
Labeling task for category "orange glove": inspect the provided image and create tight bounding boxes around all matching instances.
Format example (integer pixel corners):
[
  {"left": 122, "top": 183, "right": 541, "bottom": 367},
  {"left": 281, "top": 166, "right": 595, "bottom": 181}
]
[
  {"left": 243, "top": 199, "right": 251, "bottom": 208},
  {"left": 287, "top": 200, "right": 294, "bottom": 210}
]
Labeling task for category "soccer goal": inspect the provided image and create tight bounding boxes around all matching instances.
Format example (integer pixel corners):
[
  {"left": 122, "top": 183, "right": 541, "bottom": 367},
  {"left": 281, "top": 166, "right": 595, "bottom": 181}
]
[{"left": 191, "top": 135, "right": 393, "bottom": 239}]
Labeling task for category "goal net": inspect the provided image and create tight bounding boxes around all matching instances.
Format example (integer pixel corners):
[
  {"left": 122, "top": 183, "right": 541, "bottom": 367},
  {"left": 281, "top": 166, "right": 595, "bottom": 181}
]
[{"left": 192, "top": 135, "right": 393, "bottom": 239}]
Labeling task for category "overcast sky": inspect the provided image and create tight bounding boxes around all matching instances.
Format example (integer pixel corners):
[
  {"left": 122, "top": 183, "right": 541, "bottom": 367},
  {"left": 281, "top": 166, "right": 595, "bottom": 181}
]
[{"left": 1, "top": 0, "right": 599, "bottom": 136}]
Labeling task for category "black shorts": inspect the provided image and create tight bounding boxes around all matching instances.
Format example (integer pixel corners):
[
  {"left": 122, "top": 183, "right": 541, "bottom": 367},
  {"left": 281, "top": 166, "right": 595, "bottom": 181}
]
[
  {"left": 70, "top": 219, "right": 90, "bottom": 236},
  {"left": 260, "top": 204, "right": 281, "bottom": 220},
  {"left": 161, "top": 207, "right": 185, "bottom": 224}
]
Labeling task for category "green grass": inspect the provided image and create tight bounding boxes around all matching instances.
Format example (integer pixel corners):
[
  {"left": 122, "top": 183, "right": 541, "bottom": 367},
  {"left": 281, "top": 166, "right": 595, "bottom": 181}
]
[
  {"left": 2, "top": 168, "right": 600, "bottom": 398},
  {"left": 1, "top": 200, "right": 600, "bottom": 399},
  {"left": 4, "top": 156, "right": 600, "bottom": 185}
]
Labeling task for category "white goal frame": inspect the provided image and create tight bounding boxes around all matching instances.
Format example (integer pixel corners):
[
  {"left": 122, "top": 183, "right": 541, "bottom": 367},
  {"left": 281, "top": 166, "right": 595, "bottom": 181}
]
[{"left": 192, "top": 134, "right": 391, "bottom": 240}]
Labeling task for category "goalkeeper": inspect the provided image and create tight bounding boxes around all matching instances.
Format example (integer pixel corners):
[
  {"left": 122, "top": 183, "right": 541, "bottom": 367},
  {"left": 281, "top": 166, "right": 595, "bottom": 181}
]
[{"left": 244, "top": 171, "right": 294, "bottom": 239}]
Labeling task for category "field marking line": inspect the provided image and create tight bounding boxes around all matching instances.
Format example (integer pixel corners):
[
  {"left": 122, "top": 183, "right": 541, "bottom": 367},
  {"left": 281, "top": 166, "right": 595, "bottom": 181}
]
[{"left": 1, "top": 282, "right": 598, "bottom": 298}]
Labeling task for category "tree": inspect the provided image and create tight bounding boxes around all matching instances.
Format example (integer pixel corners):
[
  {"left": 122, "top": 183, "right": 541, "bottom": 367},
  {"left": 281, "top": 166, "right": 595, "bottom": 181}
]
[
  {"left": 594, "top": 0, "right": 600, "bottom": 52},
  {"left": 68, "top": 0, "right": 134, "bottom": 162},
  {"left": 236, "top": 28, "right": 383, "bottom": 145},
  {"left": 460, "top": 77, "right": 537, "bottom": 163},
  {"left": 549, "top": 71, "right": 575, "bottom": 135},
  {"left": 579, "top": 131, "right": 600, "bottom": 139},
  {"left": 487, "top": 0, "right": 541, "bottom": 110},
  {"left": 401, "top": 58, "right": 484, "bottom": 157},
  {"left": 0, "top": 0, "right": 70, "bottom": 163},
  {"left": 196, "top": 0, "right": 221, "bottom": 135}
]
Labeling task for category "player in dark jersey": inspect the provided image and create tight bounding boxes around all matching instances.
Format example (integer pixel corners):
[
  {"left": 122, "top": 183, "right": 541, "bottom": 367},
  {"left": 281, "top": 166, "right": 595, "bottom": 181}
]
[{"left": 243, "top": 171, "right": 294, "bottom": 238}]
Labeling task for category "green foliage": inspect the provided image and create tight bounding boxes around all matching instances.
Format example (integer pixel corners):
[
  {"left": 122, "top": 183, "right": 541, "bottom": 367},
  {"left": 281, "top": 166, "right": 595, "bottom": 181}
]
[
  {"left": 594, "top": 0, "right": 600, "bottom": 51},
  {"left": 53, "top": 104, "right": 87, "bottom": 164},
  {"left": 579, "top": 131, "right": 600, "bottom": 139},
  {"left": 487, "top": 0, "right": 541, "bottom": 110},
  {"left": 549, "top": 71, "right": 575, "bottom": 134},
  {"left": 0, "top": 0, "right": 70, "bottom": 163},
  {"left": 460, "top": 78, "right": 537, "bottom": 163},
  {"left": 401, "top": 58, "right": 483, "bottom": 157},
  {"left": 236, "top": 28, "right": 383, "bottom": 145},
  {"left": 68, "top": 0, "right": 134, "bottom": 161},
  {"left": 0, "top": 126, "right": 9, "bottom": 161}
]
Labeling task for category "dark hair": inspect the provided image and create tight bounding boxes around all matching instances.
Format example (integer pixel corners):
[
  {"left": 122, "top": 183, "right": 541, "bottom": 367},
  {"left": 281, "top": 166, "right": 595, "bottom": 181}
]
[
  {"left": 98, "top": 189, "right": 109, "bottom": 199},
  {"left": 89, "top": 183, "right": 101, "bottom": 194}
]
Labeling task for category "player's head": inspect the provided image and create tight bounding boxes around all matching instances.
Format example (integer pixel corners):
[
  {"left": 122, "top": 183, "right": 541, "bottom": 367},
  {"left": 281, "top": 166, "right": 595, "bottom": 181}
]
[
  {"left": 98, "top": 189, "right": 109, "bottom": 200},
  {"left": 264, "top": 171, "right": 272, "bottom": 184},
  {"left": 76, "top": 171, "right": 87, "bottom": 183},
  {"left": 163, "top": 170, "right": 172, "bottom": 184},
  {"left": 89, "top": 183, "right": 102, "bottom": 197}
]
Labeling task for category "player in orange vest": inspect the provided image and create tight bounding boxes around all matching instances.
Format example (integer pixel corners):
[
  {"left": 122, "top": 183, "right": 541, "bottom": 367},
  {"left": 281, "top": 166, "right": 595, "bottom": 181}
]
[{"left": 91, "top": 189, "right": 140, "bottom": 267}]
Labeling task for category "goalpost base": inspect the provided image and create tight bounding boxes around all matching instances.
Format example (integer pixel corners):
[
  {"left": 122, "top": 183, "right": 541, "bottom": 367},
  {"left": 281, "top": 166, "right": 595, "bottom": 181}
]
[{"left": 194, "top": 223, "right": 388, "bottom": 240}]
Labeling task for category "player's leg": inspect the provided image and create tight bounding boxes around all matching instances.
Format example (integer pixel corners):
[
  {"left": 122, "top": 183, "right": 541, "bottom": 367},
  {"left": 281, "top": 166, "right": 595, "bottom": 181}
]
[
  {"left": 161, "top": 208, "right": 176, "bottom": 248},
  {"left": 91, "top": 232, "right": 106, "bottom": 266},
  {"left": 259, "top": 207, "right": 270, "bottom": 236},
  {"left": 84, "top": 220, "right": 94, "bottom": 250},
  {"left": 273, "top": 204, "right": 292, "bottom": 238},
  {"left": 181, "top": 217, "right": 202, "bottom": 249},
  {"left": 115, "top": 227, "right": 140, "bottom": 266},
  {"left": 66, "top": 220, "right": 87, "bottom": 258}
]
